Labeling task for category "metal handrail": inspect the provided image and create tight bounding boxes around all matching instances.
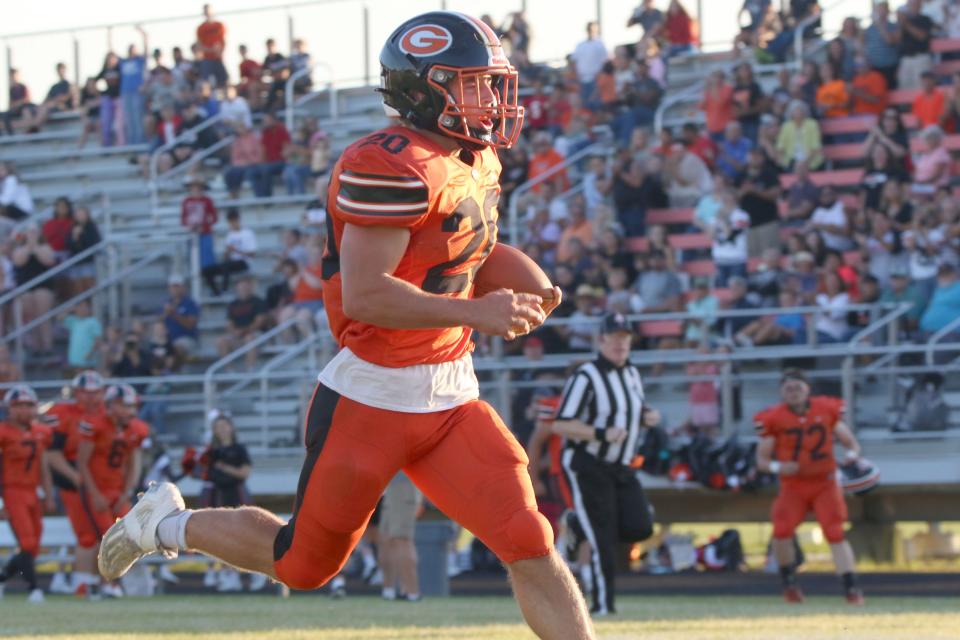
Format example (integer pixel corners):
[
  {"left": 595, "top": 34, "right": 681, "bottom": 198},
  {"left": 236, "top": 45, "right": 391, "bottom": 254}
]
[
  {"left": 926, "top": 314, "right": 960, "bottom": 365},
  {"left": 203, "top": 317, "right": 300, "bottom": 422},
  {"left": 148, "top": 112, "right": 234, "bottom": 214},
  {"left": 4, "top": 246, "right": 174, "bottom": 346},
  {"left": 846, "top": 303, "right": 913, "bottom": 351},
  {"left": 285, "top": 62, "right": 338, "bottom": 133},
  {"left": 507, "top": 141, "right": 608, "bottom": 244}
]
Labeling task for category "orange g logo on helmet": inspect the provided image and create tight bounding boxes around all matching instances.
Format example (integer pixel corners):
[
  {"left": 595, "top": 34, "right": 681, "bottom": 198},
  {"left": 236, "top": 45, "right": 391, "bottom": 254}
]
[{"left": 399, "top": 24, "right": 453, "bottom": 56}]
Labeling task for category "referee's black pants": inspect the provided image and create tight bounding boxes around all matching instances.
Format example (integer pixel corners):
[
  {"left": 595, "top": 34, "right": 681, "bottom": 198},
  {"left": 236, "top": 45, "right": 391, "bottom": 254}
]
[{"left": 561, "top": 448, "right": 654, "bottom": 614}]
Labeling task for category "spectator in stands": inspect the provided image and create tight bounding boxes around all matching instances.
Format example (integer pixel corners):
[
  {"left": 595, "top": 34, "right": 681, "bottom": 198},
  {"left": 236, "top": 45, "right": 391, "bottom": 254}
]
[
  {"left": 732, "top": 62, "right": 765, "bottom": 142},
  {"left": 143, "top": 67, "right": 184, "bottom": 118},
  {"left": 27, "top": 63, "right": 79, "bottom": 132},
  {"left": 120, "top": 27, "right": 149, "bottom": 146},
  {"left": 864, "top": 2, "right": 900, "bottom": 89},
  {"left": 582, "top": 155, "right": 613, "bottom": 214},
  {"left": 181, "top": 177, "right": 218, "bottom": 290},
  {"left": 0, "top": 163, "right": 32, "bottom": 226},
  {"left": 693, "top": 175, "right": 727, "bottom": 232},
  {"left": 527, "top": 131, "right": 569, "bottom": 194},
  {"left": 571, "top": 22, "right": 608, "bottom": 101},
  {"left": 781, "top": 160, "right": 819, "bottom": 227},
  {"left": 265, "top": 258, "right": 298, "bottom": 322},
  {"left": 216, "top": 276, "right": 266, "bottom": 370},
  {"left": 613, "top": 156, "right": 666, "bottom": 237},
  {"left": 11, "top": 224, "right": 55, "bottom": 353},
  {"left": 719, "top": 276, "right": 759, "bottom": 337},
  {"left": 561, "top": 284, "right": 602, "bottom": 350},
  {"left": 289, "top": 39, "right": 313, "bottom": 94},
  {"left": 665, "top": 142, "right": 713, "bottom": 207},
  {"left": 309, "top": 128, "right": 332, "bottom": 178},
  {"left": 282, "top": 127, "right": 311, "bottom": 195},
  {"left": 736, "top": 288, "right": 806, "bottom": 346},
  {"left": 755, "top": 114, "right": 782, "bottom": 170},
  {"left": 628, "top": 0, "right": 665, "bottom": 45},
  {"left": 866, "top": 106, "right": 910, "bottom": 171},
  {"left": 556, "top": 197, "right": 593, "bottom": 264},
  {"left": 863, "top": 143, "right": 909, "bottom": 215},
  {"left": 220, "top": 84, "right": 253, "bottom": 130},
  {"left": 912, "top": 125, "right": 952, "bottom": 193},
  {"left": 859, "top": 210, "right": 902, "bottom": 286},
  {"left": 263, "top": 38, "right": 289, "bottom": 112},
  {"left": 622, "top": 58, "right": 663, "bottom": 136},
  {"left": 278, "top": 243, "right": 323, "bottom": 342},
  {"left": 163, "top": 274, "right": 200, "bottom": 362},
  {"left": 806, "top": 185, "right": 853, "bottom": 251},
  {"left": 96, "top": 52, "right": 122, "bottom": 146},
  {"left": 717, "top": 120, "right": 752, "bottom": 180},
  {"left": 815, "top": 271, "right": 852, "bottom": 343},
  {"left": 2, "top": 68, "right": 37, "bottom": 135},
  {"left": 912, "top": 71, "right": 946, "bottom": 129},
  {"left": 711, "top": 188, "right": 751, "bottom": 287},
  {"left": 897, "top": 0, "right": 934, "bottom": 90},
  {"left": 777, "top": 100, "right": 824, "bottom": 170},
  {"left": 110, "top": 330, "right": 152, "bottom": 388},
  {"left": 65, "top": 206, "right": 101, "bottom": 296},
  {"left": 170, "top": 46, "right": 192, "bottom": 85},
  {"left": 682, "top": 122, "right": 718, "bottom": 170},
  {"left": 848, "top": 55, "right": 889, "bottom": 117},
  {"left": 919, "top": 263, "right": 960, "bottom": 337},
  {"left": 826, "top": 37, "right": 855, "bottom": 81},
  {"left": 815, "top": 62, "right": 850, "bottom": 118},
  {"left": 880, "top": 264, "right": 926, "bottom": 335},
  {"left": 258, "top": 112, "right": 290, "bottom": 197},
  {"left": 149, "top": 48, "right": 169, "bottom": 79},
  {"left": 236, "top": 44, "right": 264, "bottom": 112},
  {"left": 202, "top": 208, "right": 256, "bottom": 296},
  {"left": 224, "top": 121, "right": 265, "bottom": 198},
  {"left": 684, "top": 278, "right": 719, "bottom": 345},
  {"left": 636, "top": 249, "right": 684, "bottom": 312},
  {"left": 62, "top": 299, "right": 102, "bottom": 375},
  {"left": 904, "top": 206, "right": 946, "bottom": 300},
  {"left": 664, "top": 1, "right": 697, "bottom": 58},
  {"left": 748, "top": 247, "right": 785, "bottom": 306},
  {"left": 0, "top": 344, "right": 21, "bottom": 383},
  {"left": 42, "top": 197, "right": 74, "bottom": 262},
  {"left": 735, "top": 148, "right": 781, "bottom": 257},
  {"left": 196, "top": 4, "right": 228, "bottom": 88}
]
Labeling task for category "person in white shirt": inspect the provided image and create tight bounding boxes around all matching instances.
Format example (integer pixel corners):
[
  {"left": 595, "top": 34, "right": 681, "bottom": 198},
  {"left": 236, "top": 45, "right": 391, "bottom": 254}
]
[
  {"left": 0, "top": 162, "right": 34, "bottom": 222},
  {"left": 220, "top": 85, "right": 253, "bottom": 130},
  {"left": 201, "top": 207, "right": 257, "bottom": 296},
  {"left": 815, "top": 271, "right": 852, "bottom": 343},
  {"left": 806, "top": 185, "right": 853, "bottom": 251},
  {"left": 710, "top": 188, "right": 751, "bottom": 287},
  {"left": 571, "top": 21, "right": 608, "bottom": 100}
]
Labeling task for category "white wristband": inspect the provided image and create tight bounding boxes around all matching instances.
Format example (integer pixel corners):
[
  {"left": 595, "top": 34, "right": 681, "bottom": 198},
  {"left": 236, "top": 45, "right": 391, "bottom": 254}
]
[{"left": 769, "top": 461, "right": 781, "bottom": 474}]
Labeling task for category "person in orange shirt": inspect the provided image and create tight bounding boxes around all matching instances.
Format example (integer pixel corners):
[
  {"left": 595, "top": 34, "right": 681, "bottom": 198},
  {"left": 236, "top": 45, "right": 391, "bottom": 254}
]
[
  {"left": 528, "top": 131, "right": 570, "bottom": 194},
  {"left": 815, "top": 62, "right": 850, "bottom": 118},
  {"left": 755, "top": 369, "right": 865, "bottom": 605},
  {"left": 699, "top": 69, "right": 734, "bottom": 143},
  {"left": 911, "top": 71, "right": 946, "bottom": 129},
  {"left": 850, "top": 57, "right": 888, "bottom": 116},
  {"left": 556, "top": 197, "right": 594, "bottom": 263},
  {"left": 0, "top": 385, "right": 54, "bottom": 603},
  {"left": 196, "top": 4, "right": 228, "bottom": 88},
  {"left": 278, "top": 244, "right": 325, "bottom": 341}
]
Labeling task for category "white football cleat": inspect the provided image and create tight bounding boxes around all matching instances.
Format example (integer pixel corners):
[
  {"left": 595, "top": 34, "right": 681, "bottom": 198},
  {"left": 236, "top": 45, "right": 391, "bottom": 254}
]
[
  {"left": 98, "top": 482, "right": 185, "bottom": 581},
  {"left": 27, "top": 588, "right": 45, "bottom": 604},
  {"left": 49, "top": 571, "right": 71, "bottom": 594}
]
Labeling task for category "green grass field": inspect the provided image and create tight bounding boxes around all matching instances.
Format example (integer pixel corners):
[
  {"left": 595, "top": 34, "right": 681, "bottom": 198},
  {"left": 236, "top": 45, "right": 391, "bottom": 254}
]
[{"left": 1, "top": 594, "right": 958, "bottom": 639}]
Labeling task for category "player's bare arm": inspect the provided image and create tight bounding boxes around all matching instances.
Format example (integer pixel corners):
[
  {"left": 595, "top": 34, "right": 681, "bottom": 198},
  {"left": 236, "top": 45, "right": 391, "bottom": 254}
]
[
  {"left": 40, "top": 451, "right": 56, "bottom": 512},
  {"left": 340, "top": 223, "right": 544, "bottom": 339},
  {"left": 46, "top": 448, "right": 82, "bottom": 487},
  {"left": 123, "top": 448, "right": 143, "bottom": 506},
  {"left": 834, "top": 420, "right": 862, "bottom": 462},
  {"left": 756, "top": 435, "right": 799, "bottom": 476}
]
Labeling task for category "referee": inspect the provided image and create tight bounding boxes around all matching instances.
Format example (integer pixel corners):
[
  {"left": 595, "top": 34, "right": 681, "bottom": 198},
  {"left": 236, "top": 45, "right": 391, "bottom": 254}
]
[{"left": 552, "top": 312, "right": 660, "bottom": 615}]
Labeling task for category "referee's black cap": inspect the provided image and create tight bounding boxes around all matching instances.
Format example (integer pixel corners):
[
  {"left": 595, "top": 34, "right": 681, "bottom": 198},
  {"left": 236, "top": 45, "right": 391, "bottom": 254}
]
[{"left": 600, "top": 312, "right": 632, "bottom": 335}]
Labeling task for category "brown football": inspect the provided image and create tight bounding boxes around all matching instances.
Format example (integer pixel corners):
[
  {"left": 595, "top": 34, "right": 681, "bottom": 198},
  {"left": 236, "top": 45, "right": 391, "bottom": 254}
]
[{"left": 473, "top": 244, "right": 556, "bottom": 300}]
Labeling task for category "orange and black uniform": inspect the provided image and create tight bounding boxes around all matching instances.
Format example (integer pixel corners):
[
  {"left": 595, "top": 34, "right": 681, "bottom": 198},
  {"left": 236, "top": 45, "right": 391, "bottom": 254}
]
[
  {"left": 78, "top": 415, "right": 150, "bottom": 540},
  {"left": 46, "top": 401, "right": 104, "bottom": 547},
  {"left": 0, "top": 421, "right": 52, "bottom": 557},
  {"left": 754, "top": 396, "right": 848, "bottom": 543},
  {"left": 272, "top": 125, "right": 553, "bottom": 590}
]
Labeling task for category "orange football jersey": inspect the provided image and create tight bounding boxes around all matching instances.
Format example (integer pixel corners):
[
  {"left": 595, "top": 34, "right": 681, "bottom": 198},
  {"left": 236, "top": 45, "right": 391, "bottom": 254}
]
[
  {"left": 46, "top": 400, "right": 104, "bottom": 462},
  {"left": 323, "top": 124, "right": 503, "bottom": 368},
  {"left": 0, "top": 421, "right": 52, "bottom": 490},
  {"left": 79, "top": 416, "right": 150, "bottom": 493},
  {"left": 754, "top": 396, "right": 845, "bottom": 477}
]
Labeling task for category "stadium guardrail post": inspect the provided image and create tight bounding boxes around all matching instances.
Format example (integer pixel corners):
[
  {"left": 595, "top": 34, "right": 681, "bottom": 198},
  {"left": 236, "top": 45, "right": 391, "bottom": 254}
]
[
  {"left": 842, "top": 356, "right": 856, "bottom": 431},
  {"left": 720, "top": 361, "right": 734, "bottom": 436}
]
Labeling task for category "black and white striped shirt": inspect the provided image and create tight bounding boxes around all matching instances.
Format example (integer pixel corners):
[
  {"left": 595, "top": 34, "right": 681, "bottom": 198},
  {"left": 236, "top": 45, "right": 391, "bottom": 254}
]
[{"left": 555, "top": 355, "right": 646, "bottom": 467}]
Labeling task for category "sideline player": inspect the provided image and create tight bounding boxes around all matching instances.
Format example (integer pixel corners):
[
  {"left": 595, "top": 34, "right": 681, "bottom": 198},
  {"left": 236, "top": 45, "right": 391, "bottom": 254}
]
[
  {"left": 100, "top": 11, "right": 594, "bottom": 638},
  {"left": 0, "top": 385, "right": 54, "bottom": 603},
  {"left": 754, "top": 369, "right": 865, "bottom": 604},
  {"left": 44, "top": 370, "right": 106, "bottom": 596},
  {"left": 77, "top": 383, "right": 150, "bottom": 597}
]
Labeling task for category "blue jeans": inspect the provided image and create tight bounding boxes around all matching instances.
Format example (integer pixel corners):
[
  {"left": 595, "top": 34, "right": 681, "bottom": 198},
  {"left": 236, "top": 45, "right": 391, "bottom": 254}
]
[
  {"left": 612, "top": 105, "right": 656, "bottom": 145},
  {"left": 224, "top": 165, "right": 267, "bottom": 197},
  {"left": 100, "top": 96, "right": 119, "bottom": 146},
  {"left": 122, "top": 91, "right": 145, "bottom": 145},
  {"left": 259, "top": 161, "right": 285, "bottom": 197},
  {"left": 283, "top": 164, "right": 311, "bottom": 194},
  {"left": 197, "top": 233, "right": 216, "bottom": 269},
  {"left": 716, "top": 262, "right": 748, "bottom": 288}
]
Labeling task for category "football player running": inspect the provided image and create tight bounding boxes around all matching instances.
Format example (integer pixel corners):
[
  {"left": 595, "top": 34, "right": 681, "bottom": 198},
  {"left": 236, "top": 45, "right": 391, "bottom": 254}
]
[
  {"left": 99, "top": 12, "right": 592, "bottom": 639},
  {"left": 754, "top": 369, "right": 866, "bottom": 605}
]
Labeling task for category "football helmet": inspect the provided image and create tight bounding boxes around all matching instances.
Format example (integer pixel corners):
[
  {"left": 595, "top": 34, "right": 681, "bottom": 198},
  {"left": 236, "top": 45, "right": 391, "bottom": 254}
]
[
  {"left": 379, "top": 11, "right": 524, "bottom": 149},
  {"left": 838, "top": 457, "right": 880, "bottom": 495},
  {"left": 4, "top": 384, "right": 38, "bottom": 405},
  {"left": 104, "top": 383, "right": 139, "bottom": 406},
  {"left": 72, "top": 369, "right": 105, "bottom": 391}
]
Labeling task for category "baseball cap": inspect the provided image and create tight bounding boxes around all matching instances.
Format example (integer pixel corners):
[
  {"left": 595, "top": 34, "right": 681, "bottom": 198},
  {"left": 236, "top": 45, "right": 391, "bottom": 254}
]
[
  {"left": 71, "top": 369, "right": 105, "bottom": 391},
  {"left": 600, "top": 312, "right": 632, "bottom": 335},
  {"left": 104, "top": 383, "right": 139, "bottom": 406},
  {"left": 168, "top": 274, "right": 186, "bottom": 286},
  {"left": 4, "top": 384, "right": 38, "bottom": 405},
  {"left": 575, "top": 284, "right": 597, "bottom": 298}
]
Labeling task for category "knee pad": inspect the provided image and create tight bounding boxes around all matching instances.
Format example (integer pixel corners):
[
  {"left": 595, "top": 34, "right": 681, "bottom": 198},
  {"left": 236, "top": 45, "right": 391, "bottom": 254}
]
[
  {"left": 498, "top": 508, "right": 553, "bottom": 564},
  {"left": 822, "top": 522, "right": 846, "bottom": 544}
]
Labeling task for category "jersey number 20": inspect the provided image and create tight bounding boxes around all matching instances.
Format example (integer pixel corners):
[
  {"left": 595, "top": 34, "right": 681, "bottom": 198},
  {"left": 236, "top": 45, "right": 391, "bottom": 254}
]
[{"left": 421, "top": 190, "right": 498, "bottom": 295}]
